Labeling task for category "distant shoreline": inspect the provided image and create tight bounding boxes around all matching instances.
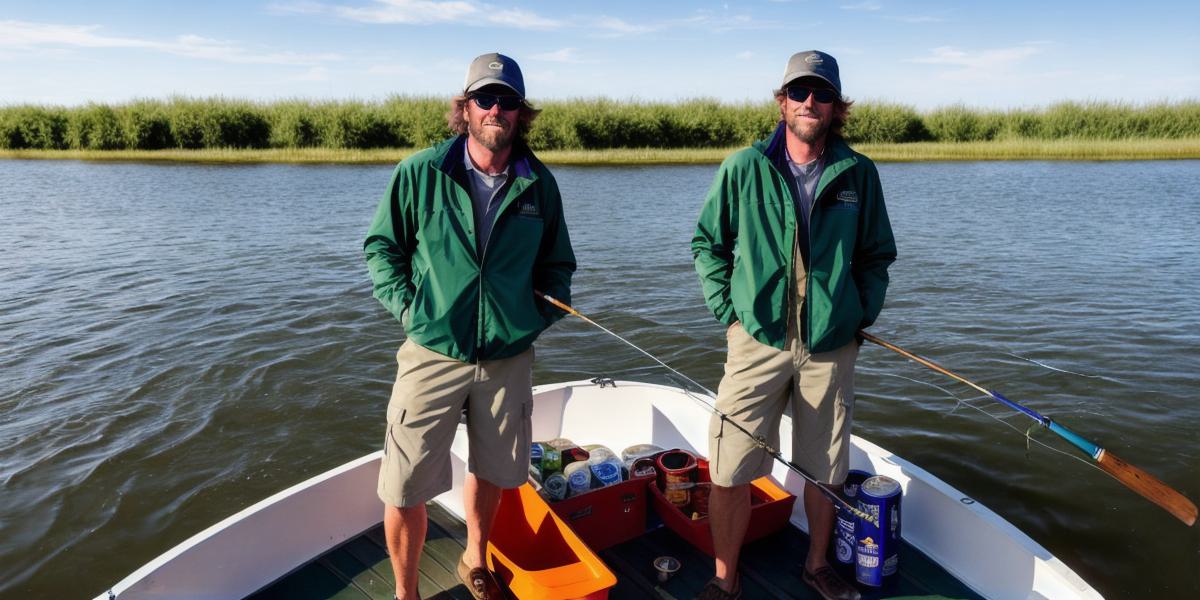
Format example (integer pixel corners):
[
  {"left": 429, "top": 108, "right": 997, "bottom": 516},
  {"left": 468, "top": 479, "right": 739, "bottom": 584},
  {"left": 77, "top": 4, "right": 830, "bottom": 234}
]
[
  {"left": 3, "top": 139, "right": 1199, "bottom": 165},
  {"left": 4, "top": 98, "right": 1198, "bottom": 157}
]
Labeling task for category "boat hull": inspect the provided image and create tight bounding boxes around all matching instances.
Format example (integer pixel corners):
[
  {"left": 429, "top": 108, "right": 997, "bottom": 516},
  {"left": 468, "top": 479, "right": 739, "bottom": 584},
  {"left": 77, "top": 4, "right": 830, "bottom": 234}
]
[{"left": 97, "top": 380, "right": 1101, "bottom": 600}]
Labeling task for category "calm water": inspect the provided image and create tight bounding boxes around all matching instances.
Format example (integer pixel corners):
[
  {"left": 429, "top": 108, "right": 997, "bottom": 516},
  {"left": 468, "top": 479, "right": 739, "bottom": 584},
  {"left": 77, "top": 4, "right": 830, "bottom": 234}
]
[{"left": 1, "top": 158, "right": 1198, "bottom": 598}]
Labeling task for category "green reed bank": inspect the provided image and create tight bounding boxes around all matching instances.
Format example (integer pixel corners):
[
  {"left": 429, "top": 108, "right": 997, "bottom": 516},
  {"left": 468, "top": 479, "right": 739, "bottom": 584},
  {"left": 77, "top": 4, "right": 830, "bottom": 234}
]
[{"left": 2, "top": 98, "right": 1199, "bottom": 155}]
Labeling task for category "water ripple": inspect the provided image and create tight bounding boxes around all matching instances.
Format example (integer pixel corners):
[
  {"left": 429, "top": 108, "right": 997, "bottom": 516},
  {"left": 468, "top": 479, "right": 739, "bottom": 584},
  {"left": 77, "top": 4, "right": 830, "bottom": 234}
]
[{"left": 1, "top": 160, "right": 1198, "bottom": 598}]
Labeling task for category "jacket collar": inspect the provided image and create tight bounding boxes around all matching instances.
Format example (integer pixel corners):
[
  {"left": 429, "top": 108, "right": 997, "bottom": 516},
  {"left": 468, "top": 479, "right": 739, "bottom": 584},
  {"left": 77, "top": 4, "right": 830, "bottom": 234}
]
[
  {"left": 755, "top": 121, "right": 858, "bottom": 198},
  {"left": 433, "top": 134, "right": 536, "bottom": 181}
]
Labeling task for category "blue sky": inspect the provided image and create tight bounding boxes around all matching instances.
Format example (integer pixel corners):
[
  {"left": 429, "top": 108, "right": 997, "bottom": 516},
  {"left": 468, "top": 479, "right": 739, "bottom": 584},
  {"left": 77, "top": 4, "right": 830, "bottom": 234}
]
[{"left": 1, "top": 1, "right": 1197, "bottom": 109}]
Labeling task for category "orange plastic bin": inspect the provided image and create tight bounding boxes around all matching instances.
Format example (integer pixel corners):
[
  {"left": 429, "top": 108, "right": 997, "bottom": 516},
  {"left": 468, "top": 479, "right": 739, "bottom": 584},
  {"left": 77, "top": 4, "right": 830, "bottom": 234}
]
[{"left": 487, "top": 484, "right": 617, "bottom": 600}]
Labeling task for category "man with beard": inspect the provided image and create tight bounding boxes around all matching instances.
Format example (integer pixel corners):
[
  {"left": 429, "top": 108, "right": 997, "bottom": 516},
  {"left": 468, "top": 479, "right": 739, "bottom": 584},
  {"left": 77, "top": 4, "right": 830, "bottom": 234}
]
[
  {"left": 364, "top": 52, "right": 575, "bottom": 600},
  {"left": 691, "top": 50, "right": 896, "bottom": 600}
]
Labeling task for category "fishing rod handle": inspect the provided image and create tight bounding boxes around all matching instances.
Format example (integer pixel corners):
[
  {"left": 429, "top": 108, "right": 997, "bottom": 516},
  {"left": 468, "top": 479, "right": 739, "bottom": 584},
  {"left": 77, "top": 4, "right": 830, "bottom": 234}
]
[
  {"left": 1045, "top": 419, "right": 1101, "bottom": 459},
  {"left": 1096, "top": 450, "right": 1197, "bottom": 527},
  {"left": 862, "top": 330, "right": 1196, "bottom": 526},
  {"left": 534, "top": 291, "right": 578, "bottom": 317}
]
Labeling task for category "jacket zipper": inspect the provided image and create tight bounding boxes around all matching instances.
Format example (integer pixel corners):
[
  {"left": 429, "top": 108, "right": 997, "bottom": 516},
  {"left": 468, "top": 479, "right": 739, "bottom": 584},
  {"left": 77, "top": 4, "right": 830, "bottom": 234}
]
[
  {"left": 448, "top": 176, "right": 488, "bottom": 363},
  {"left": 784, "top": 182, "right": 796, "bottom": 342},
  {"left": 476, "top": 197, "right": 492, "bottom": 362},
  {"left": 781, "top": 170, "right": 812, "bottom": 346},
  {"left": 475, "top": 178, "right": 513, "bottom": 361},
  {"left": 790, "top": 167, "right": 843, "bottom": 348},
  {"left": 803, "top": 183, "right": 820, "bottom": 346}
]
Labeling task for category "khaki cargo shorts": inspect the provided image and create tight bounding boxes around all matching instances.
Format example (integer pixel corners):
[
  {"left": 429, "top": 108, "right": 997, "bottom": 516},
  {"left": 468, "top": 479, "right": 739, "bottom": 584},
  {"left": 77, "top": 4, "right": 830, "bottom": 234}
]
[
  {"left": 708, "top": 322, "right": 858, "bottom": 487},
  {"left": 377, "top": 339, "right": 534, "bottom": 508}
]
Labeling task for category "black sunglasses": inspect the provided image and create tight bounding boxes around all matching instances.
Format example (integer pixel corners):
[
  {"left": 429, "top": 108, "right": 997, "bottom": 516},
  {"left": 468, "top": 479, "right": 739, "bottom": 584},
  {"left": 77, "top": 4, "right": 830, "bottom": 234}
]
[
  {"left": 786, "top": 86, "right": 838, "bottom": 104},
  {"left": 470, "top": 93, "right": 523, "bottom": 111}
]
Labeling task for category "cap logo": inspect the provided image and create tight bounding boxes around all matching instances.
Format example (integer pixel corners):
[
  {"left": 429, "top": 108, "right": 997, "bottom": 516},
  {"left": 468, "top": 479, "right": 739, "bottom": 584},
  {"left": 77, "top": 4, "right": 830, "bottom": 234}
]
[
  {"left": 805, "top": 54, "right": 823, "bottom": 65},
  {"left": 488, "top": 61, "right": 504, "bottom": 70}
]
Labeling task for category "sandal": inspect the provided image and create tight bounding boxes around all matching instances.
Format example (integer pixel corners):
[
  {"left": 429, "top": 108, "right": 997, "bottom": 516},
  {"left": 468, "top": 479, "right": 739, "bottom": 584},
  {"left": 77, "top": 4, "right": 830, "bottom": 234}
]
[
  {"left": 456, "top": 554, "right": 501, "bottom": 600},
  {"left": 802, "top": 566, "right": 861, "bottom": 600}
]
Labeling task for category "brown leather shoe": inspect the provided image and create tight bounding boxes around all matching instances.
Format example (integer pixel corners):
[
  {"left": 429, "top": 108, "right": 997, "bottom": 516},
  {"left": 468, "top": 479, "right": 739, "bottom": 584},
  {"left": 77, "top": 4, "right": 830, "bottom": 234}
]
[
  {"left": 457, "top": 554, "right": 501, "bottom": 600},
  {"left": 695, "top": 576, "right": 741, "bottom": 600},
  {"left": 802, "top": 566, "right": 861, "bottom": 600}
]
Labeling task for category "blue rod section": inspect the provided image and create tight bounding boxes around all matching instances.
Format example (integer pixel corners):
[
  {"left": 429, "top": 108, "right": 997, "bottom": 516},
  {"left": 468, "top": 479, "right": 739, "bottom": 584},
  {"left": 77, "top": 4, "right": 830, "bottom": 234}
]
[
  {"left": 988, "top": 390, "right": 1048, "bottom": 425},
  {"left": 1047, "top": 420, "right": 1103, "bottom": 459},
  {"left": 989, "top": 390, "right": 1102, "bottom": 459}
]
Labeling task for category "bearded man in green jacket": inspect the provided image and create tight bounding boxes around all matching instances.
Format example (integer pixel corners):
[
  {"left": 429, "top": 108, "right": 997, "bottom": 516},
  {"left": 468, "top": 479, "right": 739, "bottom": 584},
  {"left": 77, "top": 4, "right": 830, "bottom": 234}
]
[
  {"left": 692, "top": 51, "right": 896, "bottom": 600},
  {"left": 364, "top": 53, "right": 575, "bottom": 600}
]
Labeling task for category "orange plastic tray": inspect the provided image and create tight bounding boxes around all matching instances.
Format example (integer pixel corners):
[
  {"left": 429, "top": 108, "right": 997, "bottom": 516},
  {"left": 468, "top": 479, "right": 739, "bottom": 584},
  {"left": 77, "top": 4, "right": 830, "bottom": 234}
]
[{"left": 487, "top": 483, "right": 618, "bottom": 600}]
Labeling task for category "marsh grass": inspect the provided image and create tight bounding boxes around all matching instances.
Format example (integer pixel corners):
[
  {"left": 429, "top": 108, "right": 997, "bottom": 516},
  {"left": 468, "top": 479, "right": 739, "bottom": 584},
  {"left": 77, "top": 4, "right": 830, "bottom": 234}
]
[
  {"left": 856, "top": 138, "right": 1200, "bottom": 161},
  {"left": 0, "top": 147, "right": 416, "bottom": 164},
  {"left": 6, "top": 139, "right": 1198, "bottom": 164},
  {"left": 1, "top": 97, "right": 1197, "bottom": 158}
]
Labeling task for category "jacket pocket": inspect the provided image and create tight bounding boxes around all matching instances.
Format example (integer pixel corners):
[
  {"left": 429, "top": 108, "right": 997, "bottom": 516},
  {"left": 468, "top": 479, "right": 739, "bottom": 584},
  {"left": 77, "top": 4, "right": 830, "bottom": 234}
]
[
  {"left": 506, "top": 215, "right": 544, "bottom": 261},
  {"left": 417, "top": 205, "right": 461, "bottom": 256}
]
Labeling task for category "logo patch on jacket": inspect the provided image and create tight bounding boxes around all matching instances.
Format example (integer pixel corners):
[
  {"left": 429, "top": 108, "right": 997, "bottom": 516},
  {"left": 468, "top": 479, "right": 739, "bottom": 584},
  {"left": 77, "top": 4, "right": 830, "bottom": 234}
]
[
  {"left": 517, "top": 199, "right": 541, "bottom": 217},
  {"left": 836, "top": 190, "right": 858, "bottom": 204}
]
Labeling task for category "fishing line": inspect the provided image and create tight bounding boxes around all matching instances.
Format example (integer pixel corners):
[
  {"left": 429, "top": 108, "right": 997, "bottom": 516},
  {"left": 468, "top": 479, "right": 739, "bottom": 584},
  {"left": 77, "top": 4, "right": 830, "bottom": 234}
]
[
  {"left": 543, "top": 293, "right": 1198, "bottom": 525},
  {"left": 864, "top": 331, "right": 1197, "bottom": 526},
  {"left": 875, "top": 372, "right": 1104, "bottom": 474},
  {"left": 868, "top": 371, "right": 981, "bottom": 419},
  {"left": 536, "top": 292, "right": 878, "bottom": 525},
  {"left": 1002, "top": 352, "right": 1124, "bottom": 384}
]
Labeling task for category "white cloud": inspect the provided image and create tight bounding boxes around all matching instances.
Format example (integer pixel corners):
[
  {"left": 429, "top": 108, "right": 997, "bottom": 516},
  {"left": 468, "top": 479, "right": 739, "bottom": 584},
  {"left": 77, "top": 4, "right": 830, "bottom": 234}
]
[
  {"left": 674, "top": 10, "right": 788, "bottom": 33},
  {"left": 486, "top": 7, "right": 561, "bottom": 30},
  {"left": 0, "top": 20, "right": 153, "bottom": 49},
  {"left": 335, "top": 0, "right": 475, "bottom": 23},
  {"left": 885, "top": 15, "right": 945, "bottom": 24},
  {"left": 581, "top": 11, "right": 784, "bottom": 38},
  {"left": 841, "top": 1, "right": 883, "bottom": 11},
  {"left": 0, "top": 20, "right": 339, "bottom": 65},
  {"left": 265, "top": 1, "right": 329, "bottom": 15},
  {"left": 591, "top": 16, "right": 658, "bottom": 35},
  {"left": 166, "top": 34, "right": 341, "bottom": 65},
  {"left": 910, "top": 45, "right": 1042, "bottom": 75},
  {"left": 292, "top": 66, "right": 331, "bottom": 81},
  {"left": 531, "top": 48, "right": 585, "bottom": 64},
  {"left": 334, "top": 0, "right": 562, "bottom": 30},
  {"left": 366, "top": 64, "right": 422, "bottom": 75}
]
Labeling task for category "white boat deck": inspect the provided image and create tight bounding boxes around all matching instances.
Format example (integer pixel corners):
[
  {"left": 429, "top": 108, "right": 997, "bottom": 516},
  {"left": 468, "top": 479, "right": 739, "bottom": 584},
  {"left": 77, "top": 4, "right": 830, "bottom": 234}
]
[{"left": 96, "top": 380, "right": 1102, "bottom": 600}]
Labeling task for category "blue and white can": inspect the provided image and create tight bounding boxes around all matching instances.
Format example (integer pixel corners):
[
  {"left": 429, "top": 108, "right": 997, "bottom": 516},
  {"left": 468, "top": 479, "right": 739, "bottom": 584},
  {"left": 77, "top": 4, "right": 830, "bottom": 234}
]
[
  {"left": 855, "top": 475, "right": 902, "bottom": 587},
  {"left": 835, "top": 470, "right": 872, "bottom": 566},
  {"left": 564, "top": 461, "right": 592, "bottom": 497},
  {"left": 590, "top": 459, "right": 623, "bottom": 487}
]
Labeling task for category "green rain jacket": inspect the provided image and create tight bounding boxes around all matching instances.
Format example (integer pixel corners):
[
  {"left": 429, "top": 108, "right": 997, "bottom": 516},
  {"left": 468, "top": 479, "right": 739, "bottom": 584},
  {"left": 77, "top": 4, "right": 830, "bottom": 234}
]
[
  {"left": 364, "top": 135, "right": 576, "bottom": 363},
  {"left": 692, "top": 123, "right": 896, "bottom": 353}
]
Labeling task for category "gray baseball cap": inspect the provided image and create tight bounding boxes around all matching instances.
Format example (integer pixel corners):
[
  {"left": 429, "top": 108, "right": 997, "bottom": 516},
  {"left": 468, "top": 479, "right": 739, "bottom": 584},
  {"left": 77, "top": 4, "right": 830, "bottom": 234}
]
[
  {"left": 464, "top": 52, "right": 525, "bottom": 99},
  {"left": 779, "top": 50, "right": 841, "bottom": 96}
]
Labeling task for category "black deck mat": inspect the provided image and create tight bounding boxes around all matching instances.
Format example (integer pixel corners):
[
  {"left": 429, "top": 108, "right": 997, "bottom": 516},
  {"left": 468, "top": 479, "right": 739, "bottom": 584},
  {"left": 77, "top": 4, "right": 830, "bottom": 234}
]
[{"left": 248, "top": 503, "right": 982, "bottom": 600}]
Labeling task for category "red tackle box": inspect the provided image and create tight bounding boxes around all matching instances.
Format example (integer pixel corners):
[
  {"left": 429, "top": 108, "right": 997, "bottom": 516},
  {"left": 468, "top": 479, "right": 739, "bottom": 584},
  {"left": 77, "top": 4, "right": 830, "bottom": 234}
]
[
  {"left": 648, "top": 473, "right": 796, "bottom": 557},
  {"left": 549, "top": 476, "right": 652, "bottom": 551}
]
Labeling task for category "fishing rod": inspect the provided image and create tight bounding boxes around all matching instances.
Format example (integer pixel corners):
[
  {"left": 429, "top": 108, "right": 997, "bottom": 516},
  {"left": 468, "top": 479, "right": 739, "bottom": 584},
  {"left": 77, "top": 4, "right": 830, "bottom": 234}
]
[
  {"left": 535, "top": 291, "right": 878, "bottom": 526},
  {"left": 859, "top": 331, "right": 1197, "bottom": 527}
]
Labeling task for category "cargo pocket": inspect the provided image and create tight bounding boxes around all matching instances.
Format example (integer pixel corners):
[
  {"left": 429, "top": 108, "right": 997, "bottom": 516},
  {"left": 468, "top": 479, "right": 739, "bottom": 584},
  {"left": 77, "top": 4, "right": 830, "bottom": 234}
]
[
  {"left": 708, "top": 412, "right": 726, "bottom": 475},
  {"left": 522, "top": 401, "right": 533, "bottom": 455},
  {"left": 384, "top": 409, "right": 407, "bottom": 457}
]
